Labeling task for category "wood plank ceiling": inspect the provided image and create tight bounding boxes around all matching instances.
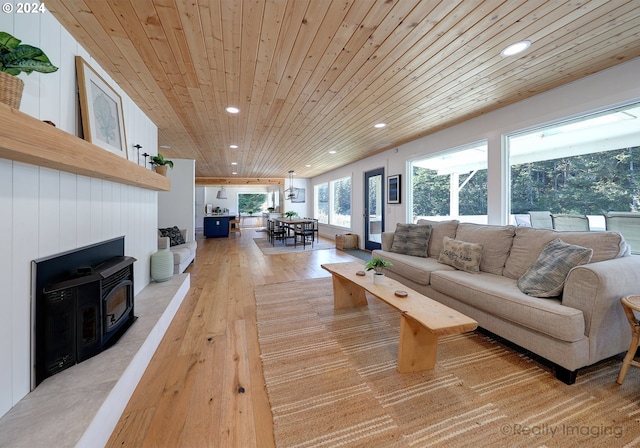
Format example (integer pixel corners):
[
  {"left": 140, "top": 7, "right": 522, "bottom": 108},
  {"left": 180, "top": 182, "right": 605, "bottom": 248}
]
[{"left": 46, "top": 0, "right": 640, "bottom": 180}]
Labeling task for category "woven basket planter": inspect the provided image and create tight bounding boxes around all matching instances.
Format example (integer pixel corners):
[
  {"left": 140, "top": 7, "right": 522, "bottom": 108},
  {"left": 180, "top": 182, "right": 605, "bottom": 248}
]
[
  {"left": 155, "top": 165, "right": 168, "bottom": 176},
  {"left": 0, "top": 71, "right": 24, "bottom": 109},
  {"left": 336, "top": 233, "right": 359, "bottom": 250}
]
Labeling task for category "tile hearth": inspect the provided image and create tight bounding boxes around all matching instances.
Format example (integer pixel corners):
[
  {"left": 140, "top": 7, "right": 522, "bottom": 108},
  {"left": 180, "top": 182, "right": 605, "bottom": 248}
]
[{"left": 0, "top": 274, "right": 190, "bottom": 448}]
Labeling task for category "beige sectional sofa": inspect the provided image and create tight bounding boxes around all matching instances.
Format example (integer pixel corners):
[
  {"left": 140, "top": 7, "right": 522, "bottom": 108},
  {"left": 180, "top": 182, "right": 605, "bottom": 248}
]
[{"left": 372, "top": 220, "right": 640, "bottom": 384}]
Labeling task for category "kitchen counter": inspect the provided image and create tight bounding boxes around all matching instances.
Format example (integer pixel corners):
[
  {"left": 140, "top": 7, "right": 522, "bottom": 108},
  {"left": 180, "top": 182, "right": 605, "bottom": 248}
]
[{"left": 203, "top": 215, "right": 235, "bottom": 238}]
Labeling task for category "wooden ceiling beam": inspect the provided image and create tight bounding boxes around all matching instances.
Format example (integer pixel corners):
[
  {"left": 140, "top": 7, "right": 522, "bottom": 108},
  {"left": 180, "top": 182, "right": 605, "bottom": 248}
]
[{"left": 196, "top": 177, "right": 284, "bottom": 186}]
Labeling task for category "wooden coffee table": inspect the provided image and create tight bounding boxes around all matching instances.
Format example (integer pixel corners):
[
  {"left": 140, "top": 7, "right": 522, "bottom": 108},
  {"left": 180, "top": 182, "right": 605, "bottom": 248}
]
[{"left": 321, "top": 262, "right": 478, "bottom": 373}]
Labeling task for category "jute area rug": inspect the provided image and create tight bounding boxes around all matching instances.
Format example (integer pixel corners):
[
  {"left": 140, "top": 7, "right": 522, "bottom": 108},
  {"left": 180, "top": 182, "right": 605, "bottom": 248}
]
[
  {"left": 255, "top": 278, "right": 640, "bottom": 448},
  {"left": 253, "top": 236, "right": 335, "bottom": 255}
]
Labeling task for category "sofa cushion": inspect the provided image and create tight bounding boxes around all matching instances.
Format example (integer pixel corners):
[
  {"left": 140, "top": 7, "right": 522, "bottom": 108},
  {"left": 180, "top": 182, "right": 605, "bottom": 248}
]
[
  {"left": 503, "top": 227, "right": 628, "bottom": 280},
  {"left": 170, "top": 247, "right": 192, "bottom": 265},
  {"left": 371, "top": 249, "right": 455, "bottom": 286},
  {"left": 159, "top": 226, "right": 186, "bottom": 246},
  {"left": 518, "top": 239, "right": 593, "bottom": 298},
  {"left": 390, "top": 223, "right": 431, "bottom": 257},
  {"left": 417, "top": 219, "right": 459, "bottom": 258},
  {"left": 438, "top": 237, "right": 483, "bottom": 273},
  {"left": 430, "top": 270, "right": 585, "bottom": 342},
  {"left": 454, "top": 223, "right": 515, "bottom": 275}
]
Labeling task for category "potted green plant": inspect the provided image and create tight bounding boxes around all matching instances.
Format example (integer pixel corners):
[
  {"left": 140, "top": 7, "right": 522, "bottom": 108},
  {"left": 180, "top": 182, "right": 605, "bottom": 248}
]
[
  {"left": 365, "top": 257, "right": 393, "bottom": 285},
  {"left": 0, "top": 31, "right": 59, "bottom": 108},
  {"left": 284, "top": 211, "right": 298, "bottom": 220},
  {"left": 149, "top": 153, "right": 174, "bottom": 176}
]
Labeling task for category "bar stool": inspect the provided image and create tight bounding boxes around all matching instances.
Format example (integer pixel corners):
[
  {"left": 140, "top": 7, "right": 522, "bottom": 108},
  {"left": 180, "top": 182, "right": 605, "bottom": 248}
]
[
  {"left": 617, "top": 295, "right": 640, "bottom": 384},
  {"left": 229, "top": 214, "right": 241, "bottom": 236}
]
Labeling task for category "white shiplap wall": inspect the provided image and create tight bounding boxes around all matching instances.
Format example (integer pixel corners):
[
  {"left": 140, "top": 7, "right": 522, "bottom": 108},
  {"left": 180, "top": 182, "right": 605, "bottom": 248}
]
[{"left": 0, "top": 3, "right": 160, "bottom": 418}]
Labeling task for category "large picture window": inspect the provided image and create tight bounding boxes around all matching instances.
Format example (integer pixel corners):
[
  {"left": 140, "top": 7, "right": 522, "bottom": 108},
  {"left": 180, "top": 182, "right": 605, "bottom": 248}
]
[
  {"left": 314, "top": 183, "right": 329, "bottom": 224},
  {"left": 409, "top": 142, "right": 488, "bottom": 223},
  {"left": 508, "top": 102, "right": 640, "bottom": 227},
  {"left": 330, "top": 176, "right": 351, "bottom": 228}
]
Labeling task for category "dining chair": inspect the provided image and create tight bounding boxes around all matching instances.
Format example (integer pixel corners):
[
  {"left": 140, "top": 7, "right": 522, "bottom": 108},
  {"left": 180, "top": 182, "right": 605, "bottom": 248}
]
[
  {"left": 551, "top": 214, "right": 590, "bottom": 231},
  {"left": 272, "top": 220, "right": 287, "bottom": 246},
  {"left": 528, "top": 211, "right": 553, "bottom": 229},
  {"left": 266, "top": 219, "right": 274, "bottom": 244},
  {"left": 294, "top": 220, "right": 315, "bottom": 249},
  {"left": 604, "top": 212, "right": 640, "bottom": 254}
]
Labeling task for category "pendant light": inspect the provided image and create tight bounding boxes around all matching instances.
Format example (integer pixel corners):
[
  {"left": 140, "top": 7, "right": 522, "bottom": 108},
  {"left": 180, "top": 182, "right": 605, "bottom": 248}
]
[
  {"left": 216, "top": 185, "right": 227, "bottom": 199},
  {"left": 285, "top": 170, "right": 297, "bottom": 200}
]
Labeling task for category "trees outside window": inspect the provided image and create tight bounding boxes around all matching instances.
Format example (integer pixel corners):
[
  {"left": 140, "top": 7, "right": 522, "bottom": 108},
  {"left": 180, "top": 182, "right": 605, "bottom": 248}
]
[
  {"left": 331, "top": 177, "right": 351, "bottom": 227},
  {"left": 410, "top": 142, "right": 488, "bottom": 223},
  {"left": 314, "top": 183, "right": 329, "bottom": 224},
  {"left": 238, "top": 193, "right": 267, "bottom": 214},
  {"left": 509, "top": 103, "right": 640, "bottom": 217}
]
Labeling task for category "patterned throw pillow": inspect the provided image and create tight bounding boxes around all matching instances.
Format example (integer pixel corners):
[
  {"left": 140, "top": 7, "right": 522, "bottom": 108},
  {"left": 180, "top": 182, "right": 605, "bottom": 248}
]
[
  {"left": 159, "top": 226, "right": 186, "bottom": 247},
  {"left": 390, "top": 223, "right": 432, "bottom": 257},
  {"left": 438, "top": 236, "right": 483, "bottom": 273},
  {"left": 518, "top": 238, "right": 593, "bottom": 298}
]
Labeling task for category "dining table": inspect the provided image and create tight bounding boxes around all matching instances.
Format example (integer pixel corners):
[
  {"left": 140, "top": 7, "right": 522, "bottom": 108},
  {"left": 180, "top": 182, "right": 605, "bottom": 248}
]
[
  {"left": 273, "top": 217, "right": 313, "bottom": 230},
  {"left": 272, "top": 217, "right": 315, "bottom": 242}
]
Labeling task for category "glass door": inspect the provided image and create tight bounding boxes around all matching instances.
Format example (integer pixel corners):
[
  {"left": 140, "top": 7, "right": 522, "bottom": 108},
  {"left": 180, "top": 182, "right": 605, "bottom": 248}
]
[{"left": 364, "top": 168, "right": 384, "bottom": 251}]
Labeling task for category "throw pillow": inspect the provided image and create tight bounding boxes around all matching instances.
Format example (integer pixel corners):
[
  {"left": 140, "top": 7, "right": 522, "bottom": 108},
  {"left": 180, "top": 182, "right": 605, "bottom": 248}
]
[
  {"left": 390, "top": 223, "right": 432, "bottom": 257},
  {"left": 517, "top": 238, "right": 593, "bottom": 298},
  {"left": 438, "top": 236, "right": 483, "bottom": 273},
  {"left": 417, "top": 219, "right": 459, "bottom": 258},
  {"left": 159, "top": 226, "right": 186, "bottom": 247}
]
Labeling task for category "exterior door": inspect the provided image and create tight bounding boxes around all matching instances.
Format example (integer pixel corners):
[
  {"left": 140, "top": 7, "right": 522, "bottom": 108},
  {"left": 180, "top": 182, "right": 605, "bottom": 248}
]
[{"left": 364, "top": 168, "right": 384, "bottom": 251}]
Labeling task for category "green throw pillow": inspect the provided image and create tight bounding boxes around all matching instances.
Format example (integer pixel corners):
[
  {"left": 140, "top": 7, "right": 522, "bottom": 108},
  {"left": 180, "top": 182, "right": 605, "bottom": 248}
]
[
  {"left": 518, "top": 238, "right": 593, "bottom": 298},
  {"left": 390, "top": 223, "right": 432, "bottom": 257},
  {"left": 438, "top": 236, "right": 483, "bottom": 273}
]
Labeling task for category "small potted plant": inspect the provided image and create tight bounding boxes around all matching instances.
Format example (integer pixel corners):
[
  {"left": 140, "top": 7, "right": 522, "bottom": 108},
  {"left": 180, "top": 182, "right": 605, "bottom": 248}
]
[
  {"left": 365, "top": 257, "right": 393, "bottom": 285},
  {"left": 284, "top": 210, "right": 298, "bottom": 220},
  {"left": 149, "top": 153, "right": 174, "bottom": 176},
  {"left": 0, "top": 31, "right": 59, "bottom": 108}
]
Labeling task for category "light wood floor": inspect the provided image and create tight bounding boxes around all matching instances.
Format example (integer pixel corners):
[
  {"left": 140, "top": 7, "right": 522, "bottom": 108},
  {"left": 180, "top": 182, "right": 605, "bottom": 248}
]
[{"left": 107, "top": 227, "right": 362, "bottom": 447}]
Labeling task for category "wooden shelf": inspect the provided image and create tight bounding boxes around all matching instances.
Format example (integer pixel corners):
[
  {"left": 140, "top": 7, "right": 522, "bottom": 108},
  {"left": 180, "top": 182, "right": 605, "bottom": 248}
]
[{"left": 0, "top": 104, "right": 170, "bottom": 191}]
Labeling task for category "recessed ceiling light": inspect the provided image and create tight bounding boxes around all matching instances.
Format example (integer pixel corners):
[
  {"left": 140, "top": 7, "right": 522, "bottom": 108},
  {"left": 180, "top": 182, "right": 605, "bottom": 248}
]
[
  {"left": 500, "top": 40, "right": 531, "bottom": 57},
  {"left": 232, "top": 171, "right": 237, "bottom": 175},
  {"left": 159, "top": 145, "right": 171, "bottom": 149},
  {"left": 231, "top": 162, "right": 238, "bottom": 165},
  {"left": 329, "top": 150, "right": 337, "bottom": 154},
  {"left": 230, "top": 144, "right": 238, "bottom": 149},
  {"left": 306, "top": 164, "right": 311, "bottom": 168},
  {"left": 226, "top": 106, "right": 240, "bottom": 114},
  {"left": 374, "top": 123, "right": 386, "bottom": 128}
]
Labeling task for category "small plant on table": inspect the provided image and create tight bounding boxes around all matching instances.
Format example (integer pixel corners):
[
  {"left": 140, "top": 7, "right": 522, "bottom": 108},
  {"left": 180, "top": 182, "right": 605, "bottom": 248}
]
[{"left": 365, "top": 257, "right": 393, "bottom": 274}]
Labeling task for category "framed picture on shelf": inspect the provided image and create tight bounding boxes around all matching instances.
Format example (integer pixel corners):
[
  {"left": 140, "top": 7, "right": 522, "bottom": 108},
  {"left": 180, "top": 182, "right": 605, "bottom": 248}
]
[
  {"left": 75, "top": 56, "right": 128, "bottom": 159},
  {"left": 388, "top": 174, "right": 401, "bottom": 204}
]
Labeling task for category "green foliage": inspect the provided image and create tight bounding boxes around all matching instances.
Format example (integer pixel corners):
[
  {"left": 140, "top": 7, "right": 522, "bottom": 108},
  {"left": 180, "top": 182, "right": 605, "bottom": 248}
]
[
  {"left": 239, "top": 194, "right": 267, "bottom": 214},
  {"left": 365, "top": 257, "right": 392, "bottom": 273},
  {"left": 0, "top": 31, "right": 58, "bottom": 75},
  {"left": 412, "top": 166, "right": 488, "bottom": 217},
  {"left": 510, "top": 147, "right": 640, "bottom": 214},
  {"left": 284, "top": 210, "right": 298, "bottom": 218},
  {"left": 149, "top": 153, "right": 174, "bottom": 168},
  {"left": 412, "top": 146, "right": 640, "bottom": 218},
  {"left": 333, "top": 177, "right": 351, "bottom": 216}
]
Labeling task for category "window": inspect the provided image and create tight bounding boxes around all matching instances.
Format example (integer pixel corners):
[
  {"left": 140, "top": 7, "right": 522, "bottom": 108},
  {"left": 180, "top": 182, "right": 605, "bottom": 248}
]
[
  {"left": 314, "top": 183, "right": 329, "bottom": 224},
  {"left": 330, "top": 177, "right": 351, "bottom": 227},
  {"left": 238, "top": 193, "right": 267, "bottom": 214},
  {"left": 409, "top": 142, "right": 488, "bottom": 223},
  {"left": 508, "top": 102, "right": 640, "bottom": 225}
]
